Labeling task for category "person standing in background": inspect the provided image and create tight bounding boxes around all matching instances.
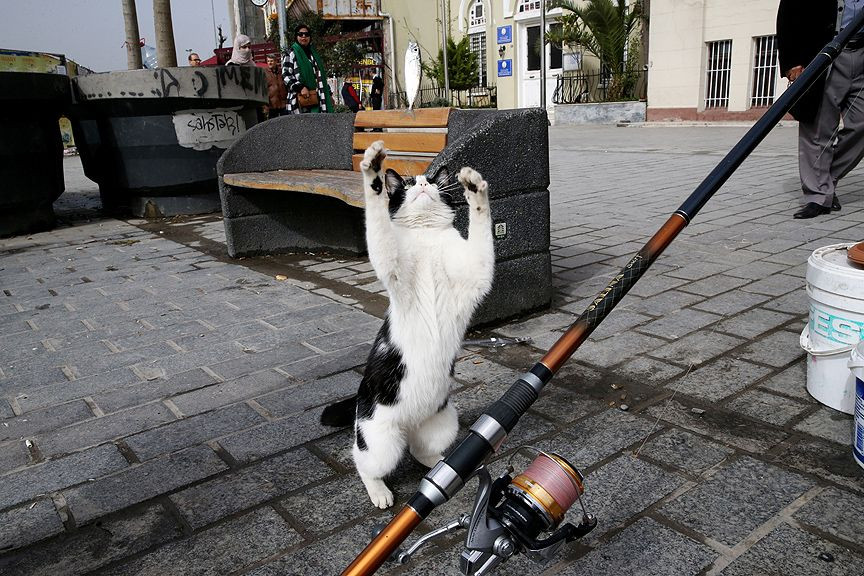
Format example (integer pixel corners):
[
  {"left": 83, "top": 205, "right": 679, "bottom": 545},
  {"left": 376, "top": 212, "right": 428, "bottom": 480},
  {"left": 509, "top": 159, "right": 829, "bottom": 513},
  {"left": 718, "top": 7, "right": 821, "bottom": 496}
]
[
  {"left": 370, "top": 75, "right": 384, "bottom": 110},
  {"left": 341, "top": 79, "right": 362, "bottom": 112},
  {"left": 265, "top": 53, "right": 288, "bottom": 119},
  {"left": 187, "top": 52, "right": 201, "bottom": 66},
  {"left": 281, "top": 24, "right": 334, "bottom": 113},
  {"left": 779, "top": 0, "right": 864, "bottom": 219},
  {"left": 227, "top": 34, "right": 254, "bottom": 66}
]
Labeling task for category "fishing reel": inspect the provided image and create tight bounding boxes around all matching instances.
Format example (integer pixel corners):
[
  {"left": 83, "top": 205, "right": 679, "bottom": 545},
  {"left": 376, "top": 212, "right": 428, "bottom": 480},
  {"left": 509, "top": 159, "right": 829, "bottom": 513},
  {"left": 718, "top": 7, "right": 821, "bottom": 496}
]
[{"left": 392, "top": 449, "right": 597, "bottom": 575}]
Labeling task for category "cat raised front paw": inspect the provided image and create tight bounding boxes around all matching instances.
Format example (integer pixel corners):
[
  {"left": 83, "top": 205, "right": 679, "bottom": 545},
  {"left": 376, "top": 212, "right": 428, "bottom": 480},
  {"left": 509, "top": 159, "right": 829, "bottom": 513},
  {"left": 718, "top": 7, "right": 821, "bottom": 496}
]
[
  {"left": 360, "top": 140, "right": 387, "bottom": 175},
  {"left": 458, "top": 167, "right": 488, "bottom": 211}
]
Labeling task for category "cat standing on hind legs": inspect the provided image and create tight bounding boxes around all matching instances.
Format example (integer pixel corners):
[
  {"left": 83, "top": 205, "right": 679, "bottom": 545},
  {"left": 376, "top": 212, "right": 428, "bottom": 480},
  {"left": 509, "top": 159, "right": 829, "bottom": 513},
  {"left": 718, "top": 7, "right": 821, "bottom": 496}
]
[{"left": 320, "top": 140, "right": 495, "bottom": 509}]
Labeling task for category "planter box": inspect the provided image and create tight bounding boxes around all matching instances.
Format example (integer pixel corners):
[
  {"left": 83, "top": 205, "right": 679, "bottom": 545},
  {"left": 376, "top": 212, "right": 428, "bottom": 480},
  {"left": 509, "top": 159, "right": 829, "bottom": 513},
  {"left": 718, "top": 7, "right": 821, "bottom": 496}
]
[
  {"left": 0, "top": 72, "right": 71, "bottom": 237},
  {"left": 71, "top": 67, "right": 268, "bottom": 217},
  {"left": 554, "top": 101, "right": 646, "bottom": 125}
]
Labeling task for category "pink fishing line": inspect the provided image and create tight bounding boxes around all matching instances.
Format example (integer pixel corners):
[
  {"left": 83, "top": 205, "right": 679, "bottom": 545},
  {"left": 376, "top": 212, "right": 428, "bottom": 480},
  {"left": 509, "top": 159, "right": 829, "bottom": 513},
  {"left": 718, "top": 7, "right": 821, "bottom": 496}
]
[{"left": 522, "top": 454, "right": 581, "bottom": 512}]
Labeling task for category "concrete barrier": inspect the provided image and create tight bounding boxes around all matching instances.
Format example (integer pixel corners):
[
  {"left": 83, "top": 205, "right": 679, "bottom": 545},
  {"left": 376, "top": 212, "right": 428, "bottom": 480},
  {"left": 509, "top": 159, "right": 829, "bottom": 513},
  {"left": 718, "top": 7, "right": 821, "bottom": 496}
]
[
  {"left": 71, "top": 66, "right": 268, "bottom": 217},
  {"left": 0, "top": 72, "right": 71, "bottom": 237}
]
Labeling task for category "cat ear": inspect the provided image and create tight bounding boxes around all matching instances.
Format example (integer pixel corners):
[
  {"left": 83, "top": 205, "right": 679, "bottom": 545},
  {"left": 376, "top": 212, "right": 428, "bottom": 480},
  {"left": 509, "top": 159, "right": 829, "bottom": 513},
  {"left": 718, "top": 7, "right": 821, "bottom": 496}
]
[
  {"left": 428, "top": 165, "right": 449, "bottom": 189},
  {"left": 384, "top": 169, "right": 404, "bottom": 195}
]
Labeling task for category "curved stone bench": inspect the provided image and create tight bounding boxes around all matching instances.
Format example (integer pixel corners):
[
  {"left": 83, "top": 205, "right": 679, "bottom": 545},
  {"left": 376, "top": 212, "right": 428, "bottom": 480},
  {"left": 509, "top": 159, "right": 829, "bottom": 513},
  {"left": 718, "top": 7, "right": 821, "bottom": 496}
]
[{"left": 217, "top": 108, "right": 551, "bottom": 325}]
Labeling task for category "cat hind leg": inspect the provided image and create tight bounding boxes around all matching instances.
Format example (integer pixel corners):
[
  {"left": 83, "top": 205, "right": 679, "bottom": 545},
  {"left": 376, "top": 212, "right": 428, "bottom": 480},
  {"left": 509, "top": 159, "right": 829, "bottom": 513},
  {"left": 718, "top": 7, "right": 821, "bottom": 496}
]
[
  {"left": 353, "top": 417, "right": 405, "bottom": 509},
  {"left": 408, "top": 402, "right": 459, "bottom": 468}
]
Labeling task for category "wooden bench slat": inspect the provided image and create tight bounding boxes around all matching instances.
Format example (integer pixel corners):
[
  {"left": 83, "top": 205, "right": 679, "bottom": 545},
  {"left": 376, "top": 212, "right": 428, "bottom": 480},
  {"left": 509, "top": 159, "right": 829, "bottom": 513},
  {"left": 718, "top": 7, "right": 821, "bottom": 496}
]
[
  {"left": 353, "top": 132, "right": 446, "bottom": 154},
  {"left": 354, "top": 108, "right": 452, "bottom": 128},
  {"left": 350, "top": 154, "right": 433, "bottom": 174},
  {"left": 224, "top": 170, "right": 365, "bottom": 208}
]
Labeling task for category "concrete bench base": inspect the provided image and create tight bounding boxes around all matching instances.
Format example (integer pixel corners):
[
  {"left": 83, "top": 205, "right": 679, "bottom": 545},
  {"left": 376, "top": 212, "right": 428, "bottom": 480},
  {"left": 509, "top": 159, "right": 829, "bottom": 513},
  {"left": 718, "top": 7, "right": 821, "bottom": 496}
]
[{"left": 224, "top": 192, "right": 365, "bottom": 256}]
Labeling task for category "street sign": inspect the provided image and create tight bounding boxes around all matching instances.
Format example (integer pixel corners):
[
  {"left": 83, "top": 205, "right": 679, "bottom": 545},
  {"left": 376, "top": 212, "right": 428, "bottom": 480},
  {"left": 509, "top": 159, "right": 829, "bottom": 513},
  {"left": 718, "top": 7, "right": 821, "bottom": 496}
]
[
  {"left": 497, "top": 59, "right": 512, "bottom": 77},
  {"left": 497, "top": 26, "right": 512, "bottom": 44}
]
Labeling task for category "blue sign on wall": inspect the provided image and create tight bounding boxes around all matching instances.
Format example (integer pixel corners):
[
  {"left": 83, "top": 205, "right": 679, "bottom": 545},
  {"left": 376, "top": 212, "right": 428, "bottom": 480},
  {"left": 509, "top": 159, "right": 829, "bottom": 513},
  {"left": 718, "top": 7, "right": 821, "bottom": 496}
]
[
  {"left": 497, "top": 25, "right": 512, "bottom": 44},
  {"left": 497, "top": 59, "right": 513, "bottom": 77}
]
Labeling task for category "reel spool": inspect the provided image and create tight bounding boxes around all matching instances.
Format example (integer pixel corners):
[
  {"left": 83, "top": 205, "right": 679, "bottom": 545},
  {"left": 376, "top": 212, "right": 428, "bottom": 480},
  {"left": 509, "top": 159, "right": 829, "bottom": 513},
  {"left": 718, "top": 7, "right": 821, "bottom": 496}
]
[
  {"left": 498, "top": 451, "right": 588, "bottom": 541},
  {"left": 391, "top": 448, "right": 596, "bottom": 575}
]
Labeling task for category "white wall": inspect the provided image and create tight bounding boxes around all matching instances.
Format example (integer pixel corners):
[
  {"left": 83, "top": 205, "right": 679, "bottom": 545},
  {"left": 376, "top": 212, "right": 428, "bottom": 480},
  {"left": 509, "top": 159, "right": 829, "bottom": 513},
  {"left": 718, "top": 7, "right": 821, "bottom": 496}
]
[{"left": 648, "top": 0, "right": 781, "bottom": 114}]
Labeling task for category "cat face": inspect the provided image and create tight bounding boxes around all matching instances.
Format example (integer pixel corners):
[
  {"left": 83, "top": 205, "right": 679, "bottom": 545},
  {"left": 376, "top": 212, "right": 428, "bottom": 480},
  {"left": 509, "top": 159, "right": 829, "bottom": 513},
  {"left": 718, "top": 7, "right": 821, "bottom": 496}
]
[{"left": 384, "top": 166, "right": 454, "bottom": 225}]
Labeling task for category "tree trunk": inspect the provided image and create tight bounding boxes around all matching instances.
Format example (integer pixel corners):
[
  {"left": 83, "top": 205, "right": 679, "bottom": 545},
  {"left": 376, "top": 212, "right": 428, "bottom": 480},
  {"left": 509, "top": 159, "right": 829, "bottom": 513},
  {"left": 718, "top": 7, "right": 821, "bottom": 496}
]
[
  {"left": 640, "top": 0, "right": 650, "bottom": 100},
  {"left": 153, "top": 0, "right": 178, "bottom": 68},
  {"left": 227, "top": 0, "right": 237, "bottom": 41},
  {"left": 122, "top": 0, "right": 142, "bottom": 69}
]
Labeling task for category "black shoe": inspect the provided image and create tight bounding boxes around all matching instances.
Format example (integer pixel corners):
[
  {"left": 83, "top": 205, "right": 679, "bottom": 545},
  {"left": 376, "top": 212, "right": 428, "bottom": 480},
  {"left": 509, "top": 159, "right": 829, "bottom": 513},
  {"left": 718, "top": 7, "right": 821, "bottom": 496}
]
[
  {"left": 793, "top": 202, "right": 831, "bottom": 219},
  {"left": 832, "top": 194, "right": 841, "bottom": 211}
]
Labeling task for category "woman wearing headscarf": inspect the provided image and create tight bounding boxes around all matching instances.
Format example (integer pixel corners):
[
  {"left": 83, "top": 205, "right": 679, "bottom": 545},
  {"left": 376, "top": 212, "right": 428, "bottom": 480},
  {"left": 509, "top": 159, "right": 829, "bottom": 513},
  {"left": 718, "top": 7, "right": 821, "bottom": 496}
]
[
  {"left": 227, "top": 34, "right": 254, "bottom": 66},
  {"left": 281, "top": 24, "right": 334, "bottom": 113}
]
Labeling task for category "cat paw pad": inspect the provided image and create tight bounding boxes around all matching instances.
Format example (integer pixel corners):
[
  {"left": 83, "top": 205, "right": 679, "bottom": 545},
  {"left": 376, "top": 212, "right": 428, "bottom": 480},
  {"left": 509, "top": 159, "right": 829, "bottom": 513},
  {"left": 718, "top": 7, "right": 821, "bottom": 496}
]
[
  {"left": 360, "top": 141, "right": 387, "bottom": 174},
  {"left": 458, "top": 167, "right": 488, "bottom": 208}
]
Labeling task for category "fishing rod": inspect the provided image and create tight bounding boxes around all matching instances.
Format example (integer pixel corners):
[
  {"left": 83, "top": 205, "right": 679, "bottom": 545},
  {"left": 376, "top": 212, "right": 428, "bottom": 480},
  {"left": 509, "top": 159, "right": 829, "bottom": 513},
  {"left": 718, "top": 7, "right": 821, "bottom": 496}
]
[{"left": 343, "top": 10, "right": 864, "bottom": 576}]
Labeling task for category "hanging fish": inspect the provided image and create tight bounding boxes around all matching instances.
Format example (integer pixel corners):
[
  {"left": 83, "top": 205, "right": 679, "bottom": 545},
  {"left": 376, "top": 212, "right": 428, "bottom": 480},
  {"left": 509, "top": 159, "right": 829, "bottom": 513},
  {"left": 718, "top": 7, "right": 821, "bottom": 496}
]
[{"left": 404, "top": 42, "right": 421, "bottom": 110}]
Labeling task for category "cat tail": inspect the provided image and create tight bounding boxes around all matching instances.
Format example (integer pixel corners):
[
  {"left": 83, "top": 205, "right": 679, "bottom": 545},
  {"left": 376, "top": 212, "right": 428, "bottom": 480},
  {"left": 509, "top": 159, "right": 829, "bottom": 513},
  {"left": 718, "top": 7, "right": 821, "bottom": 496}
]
[{"left": 319, "top": 395, "right": 357, "bottom": 427}]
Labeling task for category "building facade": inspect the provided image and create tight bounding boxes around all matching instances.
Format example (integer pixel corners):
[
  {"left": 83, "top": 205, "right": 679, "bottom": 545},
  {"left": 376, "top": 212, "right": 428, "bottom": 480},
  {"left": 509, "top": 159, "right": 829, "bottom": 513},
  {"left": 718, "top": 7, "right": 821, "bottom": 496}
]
[
  {"left": 384, "top": 0, "right": 582, "bottom": 110},
  {"left": 245, "top": 1, "right": 804, "bottom": 120},
  {"left": 257, "top": 1, "right": 631, "bottom": 112},
  {"left": 647, "top": 0, "right": 784, "bottom": 121}
]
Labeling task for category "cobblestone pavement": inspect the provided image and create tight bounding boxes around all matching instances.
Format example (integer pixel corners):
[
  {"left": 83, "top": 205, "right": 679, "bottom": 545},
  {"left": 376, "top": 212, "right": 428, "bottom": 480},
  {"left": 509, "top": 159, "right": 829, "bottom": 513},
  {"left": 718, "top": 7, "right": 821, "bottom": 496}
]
[{"left": 1, "top": 124, "right": 863, "bottom": 575}]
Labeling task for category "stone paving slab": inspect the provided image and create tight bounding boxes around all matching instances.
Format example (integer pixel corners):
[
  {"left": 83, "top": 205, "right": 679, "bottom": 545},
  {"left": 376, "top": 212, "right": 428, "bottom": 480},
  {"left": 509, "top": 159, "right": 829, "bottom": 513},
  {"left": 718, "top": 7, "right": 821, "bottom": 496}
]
[
  {"left": 557, "top": 517, "right": 718, "bottom": 576},
  {"left": 719, "top": 523, "right": 864, "bottom": 576},
  {"left": 0, "top": 126, "right": 862, "bottom": 575},
  {"left": 99, "top": 507, "right": 303, "bottom": 576},
  {"left": 170, "top": 447, "right": 334, "bottom": 529},
  {"left": 0, "top": 503, "right": 181, "bottom": 576},
  {"left": 658, "top": 456, "right": 815, "bottom": 547}
]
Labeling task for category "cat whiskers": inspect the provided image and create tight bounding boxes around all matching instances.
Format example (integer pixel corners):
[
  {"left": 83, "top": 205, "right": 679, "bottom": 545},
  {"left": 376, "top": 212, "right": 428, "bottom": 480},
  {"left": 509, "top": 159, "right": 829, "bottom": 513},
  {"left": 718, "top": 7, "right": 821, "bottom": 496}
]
[{"left": 435, "top": 182, "right": 463, "bottom": 195}]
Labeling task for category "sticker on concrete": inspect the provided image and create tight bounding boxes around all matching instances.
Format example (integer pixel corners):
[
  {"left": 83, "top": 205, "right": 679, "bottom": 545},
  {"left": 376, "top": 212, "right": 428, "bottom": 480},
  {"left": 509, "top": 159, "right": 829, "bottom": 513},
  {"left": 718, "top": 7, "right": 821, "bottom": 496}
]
[{"left": 172, "top": 108, "right": 246, "bottom": 150}]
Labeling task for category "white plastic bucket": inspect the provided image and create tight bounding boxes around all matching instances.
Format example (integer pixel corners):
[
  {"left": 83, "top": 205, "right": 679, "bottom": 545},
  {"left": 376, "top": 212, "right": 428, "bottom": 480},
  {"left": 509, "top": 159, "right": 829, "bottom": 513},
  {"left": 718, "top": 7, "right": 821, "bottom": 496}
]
[
  {"left": 850, "top": 342, "right": 864, "bottom": 470},
  {"left": 800, "top": 244, "right": 864, "bottom": 415}
]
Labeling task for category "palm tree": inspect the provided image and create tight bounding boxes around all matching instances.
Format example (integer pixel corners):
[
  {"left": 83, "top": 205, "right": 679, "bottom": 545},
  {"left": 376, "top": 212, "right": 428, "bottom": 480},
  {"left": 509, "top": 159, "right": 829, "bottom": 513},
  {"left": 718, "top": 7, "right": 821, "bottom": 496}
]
[{"left": 546, "top": 0, "right": 644, "bottom": 99}]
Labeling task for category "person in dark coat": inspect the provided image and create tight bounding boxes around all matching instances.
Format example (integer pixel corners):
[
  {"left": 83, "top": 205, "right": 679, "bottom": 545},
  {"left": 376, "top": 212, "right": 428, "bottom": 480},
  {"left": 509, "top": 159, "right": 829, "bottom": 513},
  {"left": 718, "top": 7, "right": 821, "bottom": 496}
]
[
  {"left": 778, "top": 0, "right": 864, "bottom": 218},
  {"left": 341, "top": 79, "right": 362, "bottom": 112},
  {"left": 370, "top": 75, "right": 384, "bottom": 110},
  {"left": 776, "top": 0, "right": 835, "bottom": 122}
]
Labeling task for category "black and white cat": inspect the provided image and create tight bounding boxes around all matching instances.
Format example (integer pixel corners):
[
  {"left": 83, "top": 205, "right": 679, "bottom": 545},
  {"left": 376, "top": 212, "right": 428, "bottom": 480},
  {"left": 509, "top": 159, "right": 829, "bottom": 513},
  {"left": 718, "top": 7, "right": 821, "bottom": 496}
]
[{"left": 320, "top": 141, "right": 495, "bottom": 508}]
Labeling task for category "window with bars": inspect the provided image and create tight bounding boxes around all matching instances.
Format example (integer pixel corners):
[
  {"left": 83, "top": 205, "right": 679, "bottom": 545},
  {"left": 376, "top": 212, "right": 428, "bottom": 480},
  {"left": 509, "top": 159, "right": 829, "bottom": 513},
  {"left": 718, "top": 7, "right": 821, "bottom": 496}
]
[
  {"left": 705, "top": 40, "right": 733, "bottom": 108},
  {"left": 469, "top": 0, "right": 486, "bottom": 28},
  {"left": 518, "top": 0, "right": 540, "bottom": 13},
  {"left": 470, "top": 32, "right": 488, "bottom": 86},
  {"left": 751, "top": 35, "right": 778, "bottom": 107}
]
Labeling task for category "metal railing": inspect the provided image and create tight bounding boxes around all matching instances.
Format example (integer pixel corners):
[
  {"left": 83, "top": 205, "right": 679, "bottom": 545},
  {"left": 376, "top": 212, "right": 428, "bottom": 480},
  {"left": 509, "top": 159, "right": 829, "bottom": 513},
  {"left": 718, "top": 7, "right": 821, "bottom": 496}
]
[
  {"left": 388, "top": 83, "right": 497, "bottom": 109},
  {"left": 551, "top": 69, "right": 646, "bottom": 104}
]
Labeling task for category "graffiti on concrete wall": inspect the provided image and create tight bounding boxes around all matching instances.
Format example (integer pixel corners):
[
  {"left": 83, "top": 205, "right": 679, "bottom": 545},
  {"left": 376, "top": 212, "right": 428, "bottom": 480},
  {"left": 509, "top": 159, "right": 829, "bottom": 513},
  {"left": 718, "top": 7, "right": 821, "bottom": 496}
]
[
  {"left": 156, "top": 67, "right": 267, "bottom": 99},
  {"left": 172, "top": 108, "right": 247, "bottom": 151},
  {"left": 75, "top": 67, "right": 268, "bottom": 102}
]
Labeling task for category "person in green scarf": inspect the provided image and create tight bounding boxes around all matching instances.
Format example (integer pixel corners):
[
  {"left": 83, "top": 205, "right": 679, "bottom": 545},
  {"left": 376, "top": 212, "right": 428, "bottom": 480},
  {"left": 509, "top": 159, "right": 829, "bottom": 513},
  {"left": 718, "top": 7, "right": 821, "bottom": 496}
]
[{"left": 281, "top": 24, "right": 335, "bottom": 114}]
